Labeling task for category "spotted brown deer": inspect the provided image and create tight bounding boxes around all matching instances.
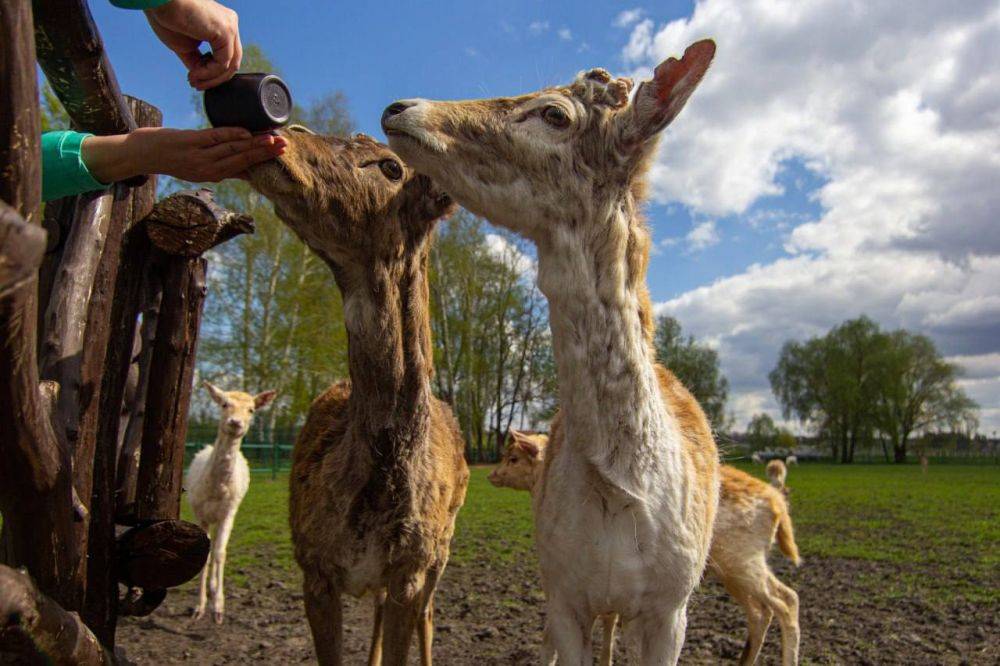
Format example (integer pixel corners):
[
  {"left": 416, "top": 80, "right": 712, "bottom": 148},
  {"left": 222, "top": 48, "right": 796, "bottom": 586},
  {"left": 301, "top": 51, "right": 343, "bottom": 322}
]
[
  {"left": 385, "top": 40, "right": 721, "bottom": 665},
  {"left": 247, "top": 130, "right": 468, "bottom": 665}
]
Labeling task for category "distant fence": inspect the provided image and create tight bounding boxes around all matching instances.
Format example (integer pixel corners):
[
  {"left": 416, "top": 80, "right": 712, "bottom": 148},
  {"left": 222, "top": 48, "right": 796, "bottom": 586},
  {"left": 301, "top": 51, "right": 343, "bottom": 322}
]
[
  {"left": 183, "top": 427, "right": 1000, "bottom": 473},
  {"left": 185, "top": 425, "right": 297, "bottom": 479}
]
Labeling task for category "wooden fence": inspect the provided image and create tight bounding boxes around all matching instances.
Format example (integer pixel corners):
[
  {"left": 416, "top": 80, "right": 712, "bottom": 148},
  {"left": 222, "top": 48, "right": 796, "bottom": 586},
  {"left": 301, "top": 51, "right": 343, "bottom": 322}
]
[{"left": 0, "top": 1, "right": 253, "bottom": 661}]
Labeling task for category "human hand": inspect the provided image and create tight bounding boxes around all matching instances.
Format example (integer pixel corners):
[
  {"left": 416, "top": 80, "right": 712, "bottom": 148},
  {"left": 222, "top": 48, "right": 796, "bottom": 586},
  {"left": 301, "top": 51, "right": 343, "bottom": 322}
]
[
  {"left": 82, "top": 127, "right": 287, "bottom": 185},
  {"left": 145, "top": 0, "right": 242, "bottom": 90}
]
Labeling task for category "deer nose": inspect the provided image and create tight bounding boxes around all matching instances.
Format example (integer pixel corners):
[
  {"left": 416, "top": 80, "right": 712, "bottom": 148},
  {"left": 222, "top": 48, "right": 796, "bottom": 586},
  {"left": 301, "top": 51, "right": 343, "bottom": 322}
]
[
  {"left": 227, "top": 418, "right": 241, "bottom": 427},
  {"left": 381, "top": 101, "right": 416, "bottom": 127}
]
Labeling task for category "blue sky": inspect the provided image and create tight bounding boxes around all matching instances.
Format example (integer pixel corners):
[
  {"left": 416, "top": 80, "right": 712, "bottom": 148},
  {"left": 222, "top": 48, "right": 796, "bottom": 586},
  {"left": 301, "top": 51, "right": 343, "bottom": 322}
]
[
  {"left": 91, "top": 0, "right": 783, "bottom": 301},
  {"left": 87, "top": 1, "right": 1000, "bottom": 431}
]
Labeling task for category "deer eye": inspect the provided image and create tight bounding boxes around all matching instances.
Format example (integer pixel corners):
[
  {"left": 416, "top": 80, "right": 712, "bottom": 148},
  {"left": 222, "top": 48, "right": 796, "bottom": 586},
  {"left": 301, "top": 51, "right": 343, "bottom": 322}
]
[
  {"left": 379, "top": 159, "right": 403, "bottom": 181},
  {"left": 249, "top": 407, "right": 255, "bottom": 413},
  {"left": 541, "top": 105, "right": 570, "bottom": 129}
]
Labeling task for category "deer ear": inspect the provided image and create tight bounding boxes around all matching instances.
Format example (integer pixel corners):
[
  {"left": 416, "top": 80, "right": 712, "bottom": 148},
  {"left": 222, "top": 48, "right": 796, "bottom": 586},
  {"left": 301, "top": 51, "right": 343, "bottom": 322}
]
[
  {"left": 203, "top": 381, "right": 226, "bottom": 406},
  {"left": 620, "top": 39, "right": 715, "bottom": 148},
  {"left": 254, "top": 390, "right": 278, "bottom": 410},
  {"left": 514, "top": 438, "right": 540, "bottom": 458}
]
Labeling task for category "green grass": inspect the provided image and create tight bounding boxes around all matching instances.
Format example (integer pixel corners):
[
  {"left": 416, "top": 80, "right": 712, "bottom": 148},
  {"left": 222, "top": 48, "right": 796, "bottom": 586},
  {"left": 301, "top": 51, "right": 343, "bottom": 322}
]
[{"left": 189, "top": 463, "right": 1000, "bottom": 604}]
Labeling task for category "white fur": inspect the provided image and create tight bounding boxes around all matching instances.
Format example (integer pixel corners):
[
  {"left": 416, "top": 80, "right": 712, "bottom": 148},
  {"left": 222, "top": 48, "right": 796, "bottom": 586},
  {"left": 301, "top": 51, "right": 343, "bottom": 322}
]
[
  {"left": 533, "top": 230, "right": 713, "bottom": 665},
  {"left": 186, "top": 384, "right": 274, "bottom": 623}
]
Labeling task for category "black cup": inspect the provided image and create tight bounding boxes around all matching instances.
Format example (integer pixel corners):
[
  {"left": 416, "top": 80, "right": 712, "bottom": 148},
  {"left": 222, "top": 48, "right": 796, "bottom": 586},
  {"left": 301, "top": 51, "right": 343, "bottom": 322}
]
[{"left": 204, "top": 73, "right": 292, "bottom": 133}]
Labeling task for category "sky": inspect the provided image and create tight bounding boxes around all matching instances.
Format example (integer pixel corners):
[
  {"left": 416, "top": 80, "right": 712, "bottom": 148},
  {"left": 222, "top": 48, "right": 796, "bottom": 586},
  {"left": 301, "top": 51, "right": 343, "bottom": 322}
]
[{"left": 88, "top": 0, "right": 1000, "bottom": 433}]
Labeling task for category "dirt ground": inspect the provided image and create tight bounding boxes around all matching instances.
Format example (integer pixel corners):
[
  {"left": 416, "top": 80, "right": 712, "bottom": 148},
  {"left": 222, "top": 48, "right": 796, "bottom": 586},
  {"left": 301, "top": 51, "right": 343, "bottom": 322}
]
[{"left": 117, "top": 550, "right": 998, "bottom": 665}]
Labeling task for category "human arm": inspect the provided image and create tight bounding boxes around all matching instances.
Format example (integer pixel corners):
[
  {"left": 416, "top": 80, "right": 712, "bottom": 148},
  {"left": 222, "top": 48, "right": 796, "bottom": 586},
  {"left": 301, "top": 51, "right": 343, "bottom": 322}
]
[{"left": 41, "top": 128, "right": 286, "bottom": 202}]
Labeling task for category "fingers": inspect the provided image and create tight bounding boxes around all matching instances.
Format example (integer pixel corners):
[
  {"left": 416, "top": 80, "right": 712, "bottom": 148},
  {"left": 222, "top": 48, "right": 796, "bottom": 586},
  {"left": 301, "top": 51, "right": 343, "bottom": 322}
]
[
  {"left": 190, "top": 127, "right": 253, "bottom": 147},
  {"left": 201, "top": 134, "right": 282, "bottom": 161},
  {"left": 208, "top": 141, "right": 286, "bottom": 181},
  {"left": 188, "top": 9, "right": 241, "bottom": 90}
]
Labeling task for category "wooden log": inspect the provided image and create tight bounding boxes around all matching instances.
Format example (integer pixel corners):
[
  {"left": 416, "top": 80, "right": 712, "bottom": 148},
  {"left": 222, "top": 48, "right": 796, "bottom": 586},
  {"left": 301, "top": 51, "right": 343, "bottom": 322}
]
[
  {"left": 115, "top": 275, "right": 162, "bottom": 522},
  {"left": 85, "top": 97, "right": 161, "bottom": 645},
  {"left": 0, "top": 0, "right": 81, "bottom": 619},
  {"left": 0, "top": 203, "right": 81, "bottom": 611},
  {"left": 135, "top": 255, "right": 208, "bottom": 521},
  {"left": 116, "top": 520, "right": 209, "bottom": 590},
  {"left": 0, "top": 565, "right": 110, "bottom": 666},
  {"left": 36, "top": 197, "right": 76, "bottom": 347},
  {"left": 38, "top": 190, "right": 115, "bottom": 449},
  {"left": 0, "top": 204, "right": 46, "bottom": 298},
  {"left": 146, "top": 188, "right": 254, "bottom": 256},
  {"left": 135, "top": 192, "right": 253, "bottom": 521},
  {"left": 117, "top": 587, "right": 166, "bottom": 618},
  {"left": 32, "top": 0, "right": 135, "bottom": 135},
  {"left": 0, "top": 0, "right": 41, "bottom": 223}
]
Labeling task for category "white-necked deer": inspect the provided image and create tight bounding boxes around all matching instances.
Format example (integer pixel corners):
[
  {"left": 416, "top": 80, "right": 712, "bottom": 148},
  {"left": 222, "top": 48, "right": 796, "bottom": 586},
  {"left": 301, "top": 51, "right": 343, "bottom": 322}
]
[
  {"left": 186, "top": 382, "right": 276, "bottom": 623},
  {"left": 384, "top": 40, "right": 721, "bottom": 665}
]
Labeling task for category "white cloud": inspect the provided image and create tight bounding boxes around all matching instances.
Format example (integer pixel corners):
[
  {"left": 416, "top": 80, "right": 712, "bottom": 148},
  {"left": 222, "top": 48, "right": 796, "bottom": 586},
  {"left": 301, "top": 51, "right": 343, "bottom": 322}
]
[
  {"left": 558, "top": 27, "right": 572, "bottom": 41},
  {"left": 685, "top": 220, "right": 720, "bottom": 251},
  {"left": 615, "top": 8, "right": 646, "bottom": 28},
  {"left": 624, "top": 0, "right": 1000, "bottom": 431},
  {"left": 528, "top": 20, "right": 550, "bottom": 35},
  {"left": 484, "top": 233, "right": 536, "bottom": 279}
]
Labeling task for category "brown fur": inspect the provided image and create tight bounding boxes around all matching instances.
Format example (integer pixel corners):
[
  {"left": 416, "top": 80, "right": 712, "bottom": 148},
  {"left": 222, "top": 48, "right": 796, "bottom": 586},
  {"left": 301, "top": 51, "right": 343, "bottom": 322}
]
[{"left": 247, "top": 130, "right": 468, "bottom": 666}]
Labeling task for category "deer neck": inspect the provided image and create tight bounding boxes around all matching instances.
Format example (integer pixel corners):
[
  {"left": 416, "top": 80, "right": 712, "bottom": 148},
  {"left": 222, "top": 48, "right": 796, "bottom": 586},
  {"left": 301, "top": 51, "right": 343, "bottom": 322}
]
[
  {"left": 210, "top": 428, "right": 245, "bottom": 478},
  {"left": 334, "top": 245, "right": 433, "bottom": 452},
  {"left": 535, "top": 202, "right": 677, "bottom": 488}
]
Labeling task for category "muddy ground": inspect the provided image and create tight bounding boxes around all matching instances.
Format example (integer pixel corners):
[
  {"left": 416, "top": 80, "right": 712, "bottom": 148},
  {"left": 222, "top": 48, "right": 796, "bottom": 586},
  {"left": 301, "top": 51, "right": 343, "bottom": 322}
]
[{"left": 117, "top": 550, "right": 998, "bottom": 665}]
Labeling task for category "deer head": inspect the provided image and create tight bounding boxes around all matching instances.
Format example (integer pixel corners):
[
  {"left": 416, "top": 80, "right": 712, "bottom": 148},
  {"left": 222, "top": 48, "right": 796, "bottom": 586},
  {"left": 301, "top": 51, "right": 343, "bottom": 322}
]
[
  {"left": 381, "top": 40, "right": 715, "bottom": 243},
  {"left": 488, "top": 430, "right": 549, "bottom": 491},
  {"left": 246, "top": 128, "right": 455, "bottom": 271},
  {"left": 204, "top": 382, "right": 277, "bottom": 439}
]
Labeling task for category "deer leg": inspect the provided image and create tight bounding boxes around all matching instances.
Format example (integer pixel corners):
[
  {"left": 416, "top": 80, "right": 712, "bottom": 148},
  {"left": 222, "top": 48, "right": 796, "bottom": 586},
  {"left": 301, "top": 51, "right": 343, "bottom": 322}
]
[
  {"left": 598, "top": 613, "right": 618, "bottom": 666},
  {"left": 634, "top": 604, "right": 687, "bottom": 666},
  {"left": 304, "top": 577, "right": 344, "bottom": 666},
  {"left": 764, "top": 572, "right": 800, "bottom": 666},
  {"left": 381, "top": 578, "right": 424, "bottom": 666},
  {"left": 541, "top": 619, "right": 557, "bottom": 665},
  {"left": 416, "top": 563, "right": 448, "bottom": 665},
  {"left": 192, "top": 522, "right": 214, "bottom": 620},
  {"left": 210, "top": 512, "right": 236, "bottom": 624},
  {"left": 368, "top": 589, "right": 387, "bottom": 666},
  {"left": 738, "top": 597, "right": 772, "bottom": 666},
  {"left": 544, "top": 594, "right": 592, "bottom": 665}
]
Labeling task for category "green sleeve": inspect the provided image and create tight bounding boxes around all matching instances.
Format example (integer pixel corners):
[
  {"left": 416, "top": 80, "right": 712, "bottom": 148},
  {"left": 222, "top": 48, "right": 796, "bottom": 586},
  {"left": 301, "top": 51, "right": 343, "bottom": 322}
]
[
  {"left": 109, "top": 0, "right": 172, "bottom": 9},
  {"left": 41, "top": 131, "right": 108, "bottom": 202}
]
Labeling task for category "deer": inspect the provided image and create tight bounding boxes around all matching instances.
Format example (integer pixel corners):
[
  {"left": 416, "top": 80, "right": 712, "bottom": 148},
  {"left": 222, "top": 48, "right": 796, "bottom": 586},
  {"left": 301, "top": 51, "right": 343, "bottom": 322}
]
[
  {"left": 491, "top": 428, "right": 801, "bottom": 666},
  {"left": 384, "top": 40, "right": 721, "bottom": 664},
  {"left": 186, "top": 382, "right": 276, "bottom": 624},
  {"left": 245, "top": 128, "right": 468, "bottom": 665},
  {"left": 766, "top": 458, "right": 788, "bottom": 493}
]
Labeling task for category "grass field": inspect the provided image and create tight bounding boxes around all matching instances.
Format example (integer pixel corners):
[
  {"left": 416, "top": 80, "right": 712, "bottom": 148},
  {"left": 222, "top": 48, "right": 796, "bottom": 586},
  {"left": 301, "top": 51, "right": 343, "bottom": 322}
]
[
  {"left": 114, "top": 461, "right": 998, "bottom": 664},
  {"left": 207, "top": 462, "right": 1000, "bottom": 605}
]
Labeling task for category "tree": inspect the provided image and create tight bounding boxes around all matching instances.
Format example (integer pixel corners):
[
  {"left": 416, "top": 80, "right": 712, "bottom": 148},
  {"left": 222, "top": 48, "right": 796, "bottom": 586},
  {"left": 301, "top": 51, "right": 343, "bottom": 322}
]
[
  {"left": 875, "top": 331, "right": 977, "bottom": 462},
  {"left": 39, "top": 81, "right": 70, "bottom": 131},
  {"left": 774, "top": 428, "right": 797, "bottom": 451},
  {"left": 770, "top": 316, "right": 979, "bottom": 463},
  {"left": 653, "top": 315, "right": 730, "bottom": 429},
  {"left": 196, "top": 45, "right": 354, "bottom": 434},
  {"left": 746, "top": 413, "right": 777, "bottom": 452},
  {"left": 428, "top": 212, "right": 555, "bottom": 461}
]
